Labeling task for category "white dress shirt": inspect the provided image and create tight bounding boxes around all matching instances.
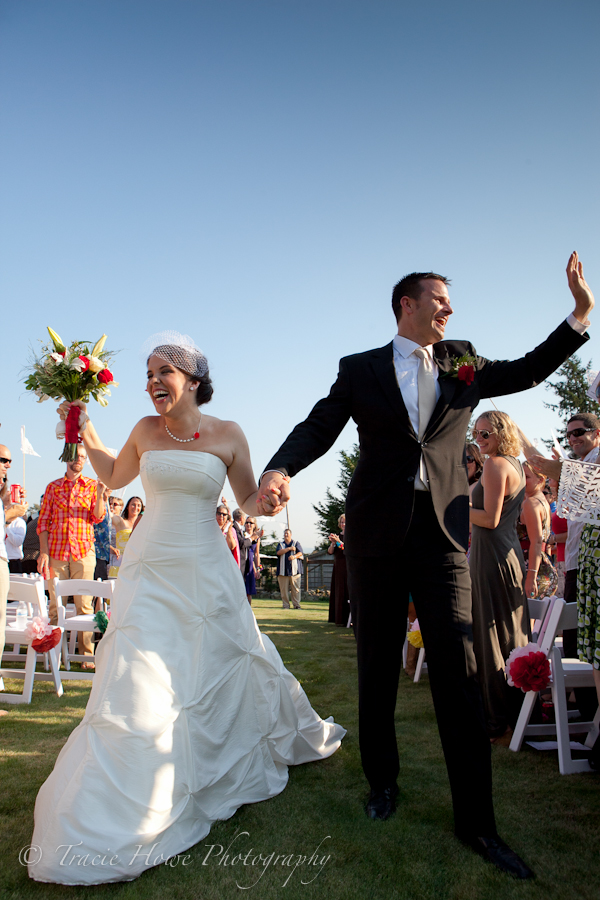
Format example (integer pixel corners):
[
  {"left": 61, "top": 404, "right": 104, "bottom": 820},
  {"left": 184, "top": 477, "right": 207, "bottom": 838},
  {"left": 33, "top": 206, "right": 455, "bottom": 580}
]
[{"left": 393, "top": 334, "right": 440, "bottom": 490}]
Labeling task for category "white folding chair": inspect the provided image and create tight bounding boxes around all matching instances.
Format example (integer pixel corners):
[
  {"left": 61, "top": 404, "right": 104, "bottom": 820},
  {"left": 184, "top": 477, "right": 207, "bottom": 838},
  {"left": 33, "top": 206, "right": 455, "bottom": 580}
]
[
  {"left": 509, "top": 598, "right": 600, "bottom": 773},
  {"left": 528, "top": 596, "right": 551, "bottom": 643},
  {"left": 55, "top": 579, "right": 115, "bottom": 678},
  {"left": 413, "top": 647, "right": 427, "bottom": 682},
  {"left": 0, "top": 577, "right": 64, "bottom": 703}
]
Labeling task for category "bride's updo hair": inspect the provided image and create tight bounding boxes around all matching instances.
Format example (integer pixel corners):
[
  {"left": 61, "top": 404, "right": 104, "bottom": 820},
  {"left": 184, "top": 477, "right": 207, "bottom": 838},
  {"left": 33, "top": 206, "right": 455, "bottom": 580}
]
[{"left": 141, "top": 331, "right": 214, "bottom": 407}]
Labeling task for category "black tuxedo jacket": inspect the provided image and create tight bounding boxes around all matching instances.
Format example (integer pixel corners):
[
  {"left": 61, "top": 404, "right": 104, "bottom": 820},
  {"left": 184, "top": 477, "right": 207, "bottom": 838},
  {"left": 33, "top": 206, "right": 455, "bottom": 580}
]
[{"left": 265, "top": 320, "right": 588, "bottom": 557}]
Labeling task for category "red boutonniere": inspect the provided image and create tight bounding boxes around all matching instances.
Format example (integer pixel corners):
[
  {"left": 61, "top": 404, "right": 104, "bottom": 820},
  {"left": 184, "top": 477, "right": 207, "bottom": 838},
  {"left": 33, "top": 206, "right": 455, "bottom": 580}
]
[{"left": 445, "top": 353, "right": 477, "bottom": 386}]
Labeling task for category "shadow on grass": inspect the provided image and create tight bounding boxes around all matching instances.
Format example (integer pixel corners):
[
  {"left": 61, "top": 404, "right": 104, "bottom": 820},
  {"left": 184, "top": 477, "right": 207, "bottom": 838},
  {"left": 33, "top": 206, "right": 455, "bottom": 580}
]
[{"left": 1, "top": 599, "right": 599, "bottom": 900}]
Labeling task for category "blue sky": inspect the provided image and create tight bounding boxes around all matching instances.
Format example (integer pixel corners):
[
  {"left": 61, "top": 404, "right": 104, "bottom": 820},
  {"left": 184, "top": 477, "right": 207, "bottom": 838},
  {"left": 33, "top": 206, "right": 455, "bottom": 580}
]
[{"left": 1, "top": 0, "right": 599, "bottom": 547}]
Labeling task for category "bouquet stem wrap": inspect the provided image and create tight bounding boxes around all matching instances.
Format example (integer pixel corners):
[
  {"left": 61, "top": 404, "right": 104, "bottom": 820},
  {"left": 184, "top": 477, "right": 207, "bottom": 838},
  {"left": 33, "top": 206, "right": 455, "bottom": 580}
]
[{"left": 60, "top": 405, "right": 83, "bottom": 462}]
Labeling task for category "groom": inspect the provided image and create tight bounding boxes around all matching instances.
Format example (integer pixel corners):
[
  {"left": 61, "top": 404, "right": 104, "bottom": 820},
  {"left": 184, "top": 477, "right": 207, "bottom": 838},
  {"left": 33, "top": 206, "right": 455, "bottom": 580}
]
[{"left": 257, "top": 252, "right": 594, "bottom": 879}]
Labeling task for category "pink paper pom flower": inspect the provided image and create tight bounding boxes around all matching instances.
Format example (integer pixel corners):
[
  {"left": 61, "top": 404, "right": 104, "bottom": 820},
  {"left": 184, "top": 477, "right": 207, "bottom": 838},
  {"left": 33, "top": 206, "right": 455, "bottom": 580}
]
[{"left": 24, "top": 616, "right": 53, "bottom": 641}]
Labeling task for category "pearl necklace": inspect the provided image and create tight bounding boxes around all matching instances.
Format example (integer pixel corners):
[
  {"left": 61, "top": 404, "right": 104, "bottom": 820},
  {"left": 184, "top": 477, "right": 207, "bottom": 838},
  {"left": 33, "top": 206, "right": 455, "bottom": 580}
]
[{"left": 164, "top": 414, "right": 202, "bottom": 443}]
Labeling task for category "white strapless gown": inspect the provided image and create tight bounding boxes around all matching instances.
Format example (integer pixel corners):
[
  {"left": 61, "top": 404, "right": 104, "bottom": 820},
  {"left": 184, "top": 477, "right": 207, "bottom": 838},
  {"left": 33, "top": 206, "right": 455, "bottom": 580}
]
[{"left": 30, "top": 450, "right": 345, "bottom": 885}]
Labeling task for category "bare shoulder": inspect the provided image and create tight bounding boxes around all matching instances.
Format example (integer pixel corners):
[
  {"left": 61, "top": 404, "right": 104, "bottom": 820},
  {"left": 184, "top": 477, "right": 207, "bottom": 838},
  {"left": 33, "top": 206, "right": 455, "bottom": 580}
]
[
  {"left": 202, "top": 414, "right": 246, "bottom": 443},
  {"left": 483, "top": 455, "right": 513, "bottom": 473}
]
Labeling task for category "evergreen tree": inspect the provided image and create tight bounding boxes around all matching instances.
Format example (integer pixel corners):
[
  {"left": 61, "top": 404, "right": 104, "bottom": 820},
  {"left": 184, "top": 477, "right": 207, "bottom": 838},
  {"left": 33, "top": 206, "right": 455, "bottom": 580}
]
[
  {"left": 544, "top": 354, "right": 600, "bottom": 444},
  {"left": 312, "top": 445, "right": 359, "bottom": 548}
]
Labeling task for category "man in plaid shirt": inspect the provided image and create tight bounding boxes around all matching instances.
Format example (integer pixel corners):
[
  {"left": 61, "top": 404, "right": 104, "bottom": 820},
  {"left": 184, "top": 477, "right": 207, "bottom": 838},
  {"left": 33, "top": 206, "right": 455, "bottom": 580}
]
[{"left": 37, "top": 445, "right": 105, "bottom": 664}]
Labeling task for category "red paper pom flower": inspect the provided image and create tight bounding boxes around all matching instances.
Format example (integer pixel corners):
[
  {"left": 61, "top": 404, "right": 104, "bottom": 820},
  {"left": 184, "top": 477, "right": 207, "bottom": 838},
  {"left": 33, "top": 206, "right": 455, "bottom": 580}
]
[
  {"left": 97, "top": 368, "right": 114, "bottom": 384},
  {"left": 505, "top": 644, "right": 551, "bottom": 693},
  {"left": 457, "top": 364, "right": 475, "bottom": 386}
]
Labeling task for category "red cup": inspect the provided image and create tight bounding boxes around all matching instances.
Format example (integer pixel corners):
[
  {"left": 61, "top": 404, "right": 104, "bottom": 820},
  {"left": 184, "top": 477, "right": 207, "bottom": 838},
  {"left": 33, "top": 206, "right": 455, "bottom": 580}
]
[{"left": 10, "top": 484, "right": 22, "bottom": 503}]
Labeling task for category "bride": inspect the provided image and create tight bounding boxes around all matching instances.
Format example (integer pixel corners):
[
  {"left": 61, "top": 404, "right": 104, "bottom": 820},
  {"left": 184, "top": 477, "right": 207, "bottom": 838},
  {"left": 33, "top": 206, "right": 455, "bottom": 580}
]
[{"left": 29, "top": 332, "right": 345, "bottom": 885}]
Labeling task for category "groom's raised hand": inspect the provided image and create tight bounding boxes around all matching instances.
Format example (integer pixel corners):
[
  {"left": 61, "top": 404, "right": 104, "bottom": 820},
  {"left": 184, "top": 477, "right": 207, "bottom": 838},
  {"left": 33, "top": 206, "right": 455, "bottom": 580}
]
[
  {"left": 257, "top": 471, "right": 291, "bottom": 516},
  {"left": 568, "top": 251, "right": 595, "bottom": 325}
]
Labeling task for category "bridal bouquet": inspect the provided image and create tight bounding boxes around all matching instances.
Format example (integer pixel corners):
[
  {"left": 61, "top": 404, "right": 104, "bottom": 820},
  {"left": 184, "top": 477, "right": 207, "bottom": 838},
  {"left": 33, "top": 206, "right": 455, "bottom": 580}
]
[{"left": 25, "top": 327, "right": 118, "bottom": 461}]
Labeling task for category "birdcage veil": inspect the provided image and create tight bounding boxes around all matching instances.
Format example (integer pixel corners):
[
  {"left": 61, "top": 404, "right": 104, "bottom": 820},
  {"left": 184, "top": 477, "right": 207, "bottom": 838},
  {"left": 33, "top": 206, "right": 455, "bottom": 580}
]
[{"left": 140, "top": 331, "right": 209, "bottom": 379}]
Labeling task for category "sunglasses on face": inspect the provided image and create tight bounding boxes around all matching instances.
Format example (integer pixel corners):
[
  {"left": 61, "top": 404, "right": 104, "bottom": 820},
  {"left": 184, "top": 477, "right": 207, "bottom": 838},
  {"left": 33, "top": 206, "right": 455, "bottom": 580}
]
[
  {"left": 466, "top": 455, "right": 475, "bottom": 463},
  {"left": 0, "top": 457, "right": 12, "bottom": 465},
  {"left": 473, "top": 429, "right": 495, "bottom": 440},
  {"left": 216, "top": 511, "right": 227, "bottom": 517},
  {"left": 567, "top": 427, "right": 595, "bottom": 439}
]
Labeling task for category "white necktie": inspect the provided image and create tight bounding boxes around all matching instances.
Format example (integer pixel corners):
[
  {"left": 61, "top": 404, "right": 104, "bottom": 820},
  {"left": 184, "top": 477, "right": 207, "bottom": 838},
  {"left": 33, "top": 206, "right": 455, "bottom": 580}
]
[{"left": 415, "top": 347, "right": 436, "bottom": 439}]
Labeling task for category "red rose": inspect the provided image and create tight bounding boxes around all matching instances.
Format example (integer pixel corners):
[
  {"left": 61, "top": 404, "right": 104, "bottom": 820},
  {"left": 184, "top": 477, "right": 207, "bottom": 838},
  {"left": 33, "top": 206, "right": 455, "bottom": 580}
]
[
  {"left": 509, "top": 651, "right": 551, "bottom": 693},
  {"left": 78, "top": 355, "right": 90, "bottom": 371},
  {"left": 457, "top": 364, "right": 475, "bottom": 386},
  {"left": 97, "top": 368, "right": 114, "bottom": 384},
  {"left": 31, "top": 628, "right": 62, "bottom": 653}
]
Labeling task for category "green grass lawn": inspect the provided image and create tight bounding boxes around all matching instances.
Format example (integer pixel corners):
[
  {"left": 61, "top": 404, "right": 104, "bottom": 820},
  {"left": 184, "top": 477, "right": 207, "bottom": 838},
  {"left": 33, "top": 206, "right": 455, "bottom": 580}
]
[{"left": 1, "top": 598, "right": 599, "bottom": 900}]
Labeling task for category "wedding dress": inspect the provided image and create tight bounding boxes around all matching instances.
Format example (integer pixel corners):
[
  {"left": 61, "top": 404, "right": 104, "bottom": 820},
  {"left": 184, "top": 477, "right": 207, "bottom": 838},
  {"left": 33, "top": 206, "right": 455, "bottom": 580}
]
[{"left": 29, "top": 450, "right": 345, "bottom": 885}]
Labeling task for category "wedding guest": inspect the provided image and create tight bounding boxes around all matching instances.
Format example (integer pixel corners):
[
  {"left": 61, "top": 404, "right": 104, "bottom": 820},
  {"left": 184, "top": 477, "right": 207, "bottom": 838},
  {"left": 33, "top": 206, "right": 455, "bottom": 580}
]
[
  {"left": 108, "top": 496, "right": 124, "bottom": 573},
  {"left": 469, "top": 411, "right": 529, "bottom": 741},
  {"left": 6, "top": 514, "right": 26, "bottom": 574},
  {"left": 0, "top": 447, "right": 28, "bottom": 708},
  {"left": 21, "top": 498, "right": 42, "bottom": 575},
  {"left": 519, "top": 462, "right": 556, "bottom": 599},
  {"left": 547, "top": 478, "right": 567, "bottom": 597},
  {"left": 276, "top": 528, "right": 303, "bottom": 609},
  {"left": 523, "top": 445, "right": 600, "bottom": 733},
  {"left": 216, "top": 504, "right": 238, "bottom": 560},
  {"left": 108, "top": 496, "right": 143, "bottom": 577},
  {"left": 466, "top": 442, "right": 484, "bottom": 488},
  {"left": 327, "top": 514, "right": 350, "bottom": 626},
  {"left": 243, "top": 517, "right": 260, "bottom": 604},
  {"left": 232, "top": 508, "right": 252, "bottom": 574},
  {"left": 93, "top": 484, "right": 112, "bottom": 580},
  {"left": 37, "top": 446, "right": 105, "bottom": 666},
  {"left": 562, "top": 415, "right": 600, "bottom": 657}
]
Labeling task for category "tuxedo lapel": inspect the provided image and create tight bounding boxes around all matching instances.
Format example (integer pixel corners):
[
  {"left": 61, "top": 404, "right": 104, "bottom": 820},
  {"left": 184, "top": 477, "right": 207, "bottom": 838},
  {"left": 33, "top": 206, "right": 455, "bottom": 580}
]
[{"left": 370, "top": 343, "right": 415, "bottom": 434}]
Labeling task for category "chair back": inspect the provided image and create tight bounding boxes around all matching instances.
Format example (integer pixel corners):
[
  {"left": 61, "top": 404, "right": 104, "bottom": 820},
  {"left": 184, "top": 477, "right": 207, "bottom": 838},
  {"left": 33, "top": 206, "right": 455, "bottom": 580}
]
[
  {"left": 528, "top": 596, "right": 551, "bottom": 642},
  {"left": 7, "top": 577, "right": 48, "bottom": 617},
  {"left": 557, "top": 602, "right": 579, "bottom": 632},
  {"left": 537, "top": 596, "right": 566, "bottom": 655},
  {"left": 54, "top": 578, "right": 116, "bottom": 601}
]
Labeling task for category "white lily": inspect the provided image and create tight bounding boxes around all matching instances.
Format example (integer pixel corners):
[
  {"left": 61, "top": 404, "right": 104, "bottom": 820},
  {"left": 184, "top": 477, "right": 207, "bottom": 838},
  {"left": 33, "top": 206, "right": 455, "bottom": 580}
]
[
  {"left": 49, "top": 352, "right": 64, "bottom": 365},
  {"left": 70, "top": 357, "right": 87, "bottom": 372},
  {"left": 97, "top": 395, "right": 109, "bottom": 407},
  {"left": 87, "top": 355, "right": 104, "bottom": 374}
]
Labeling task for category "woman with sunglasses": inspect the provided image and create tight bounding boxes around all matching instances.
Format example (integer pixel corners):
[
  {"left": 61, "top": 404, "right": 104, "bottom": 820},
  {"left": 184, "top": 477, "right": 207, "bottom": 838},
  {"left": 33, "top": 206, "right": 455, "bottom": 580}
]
[
  {"left": 469, "top": 410, "right": 529, "bottom": 741},
  {"left": 216, "top": 503, "right": 238, "bottom": 560},
  {"left": 465, "top": 442, "right": 484, "bottom": 488}
]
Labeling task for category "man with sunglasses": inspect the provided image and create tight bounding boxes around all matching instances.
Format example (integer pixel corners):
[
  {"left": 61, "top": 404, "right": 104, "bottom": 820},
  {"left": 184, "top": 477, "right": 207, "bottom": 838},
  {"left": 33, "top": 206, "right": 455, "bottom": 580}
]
[
  {"left": 0, "top": 445, "right": 28, "bottom": 714},
  {"left": 257, "top": 251, "right": 594, "bottom": 880},
  {"left": 561, "top": 414, "right": 600, "bottom": 658}
]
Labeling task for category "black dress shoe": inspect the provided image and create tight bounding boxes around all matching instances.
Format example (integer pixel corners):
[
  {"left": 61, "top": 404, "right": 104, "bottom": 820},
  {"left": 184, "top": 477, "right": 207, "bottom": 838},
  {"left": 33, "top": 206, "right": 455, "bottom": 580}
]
[
  {"left": 457, "top": 833, "right": 535, "bottom": 879},
  {"left": 366, "top": 784, "right": 399, "bottom": 820}
]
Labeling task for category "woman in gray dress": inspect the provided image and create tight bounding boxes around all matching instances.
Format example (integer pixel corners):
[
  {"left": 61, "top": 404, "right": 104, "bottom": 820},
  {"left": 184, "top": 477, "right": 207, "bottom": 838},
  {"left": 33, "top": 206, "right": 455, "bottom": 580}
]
[{"left": 469, "top": 411, "right": 529, "bottom": 740}]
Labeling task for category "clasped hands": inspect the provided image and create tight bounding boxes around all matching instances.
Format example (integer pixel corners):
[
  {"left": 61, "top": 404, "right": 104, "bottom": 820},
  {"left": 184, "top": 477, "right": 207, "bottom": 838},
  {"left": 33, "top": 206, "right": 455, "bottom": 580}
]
[{"left": 256, "top": 472, "right": 291, "bottom": 516}]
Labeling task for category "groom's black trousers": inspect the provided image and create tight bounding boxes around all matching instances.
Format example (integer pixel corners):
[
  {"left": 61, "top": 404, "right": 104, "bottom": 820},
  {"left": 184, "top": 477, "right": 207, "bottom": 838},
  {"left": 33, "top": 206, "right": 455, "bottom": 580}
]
[{"left": 346, "top": 491, "right": 496, "bottom": 837}]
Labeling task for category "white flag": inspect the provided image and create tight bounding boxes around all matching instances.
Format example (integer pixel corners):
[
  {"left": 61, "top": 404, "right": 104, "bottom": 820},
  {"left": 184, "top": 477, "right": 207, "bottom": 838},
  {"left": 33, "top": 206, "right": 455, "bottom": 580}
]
[{"left": 21, "top": 426, "right": 40, "bottom": 457}]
